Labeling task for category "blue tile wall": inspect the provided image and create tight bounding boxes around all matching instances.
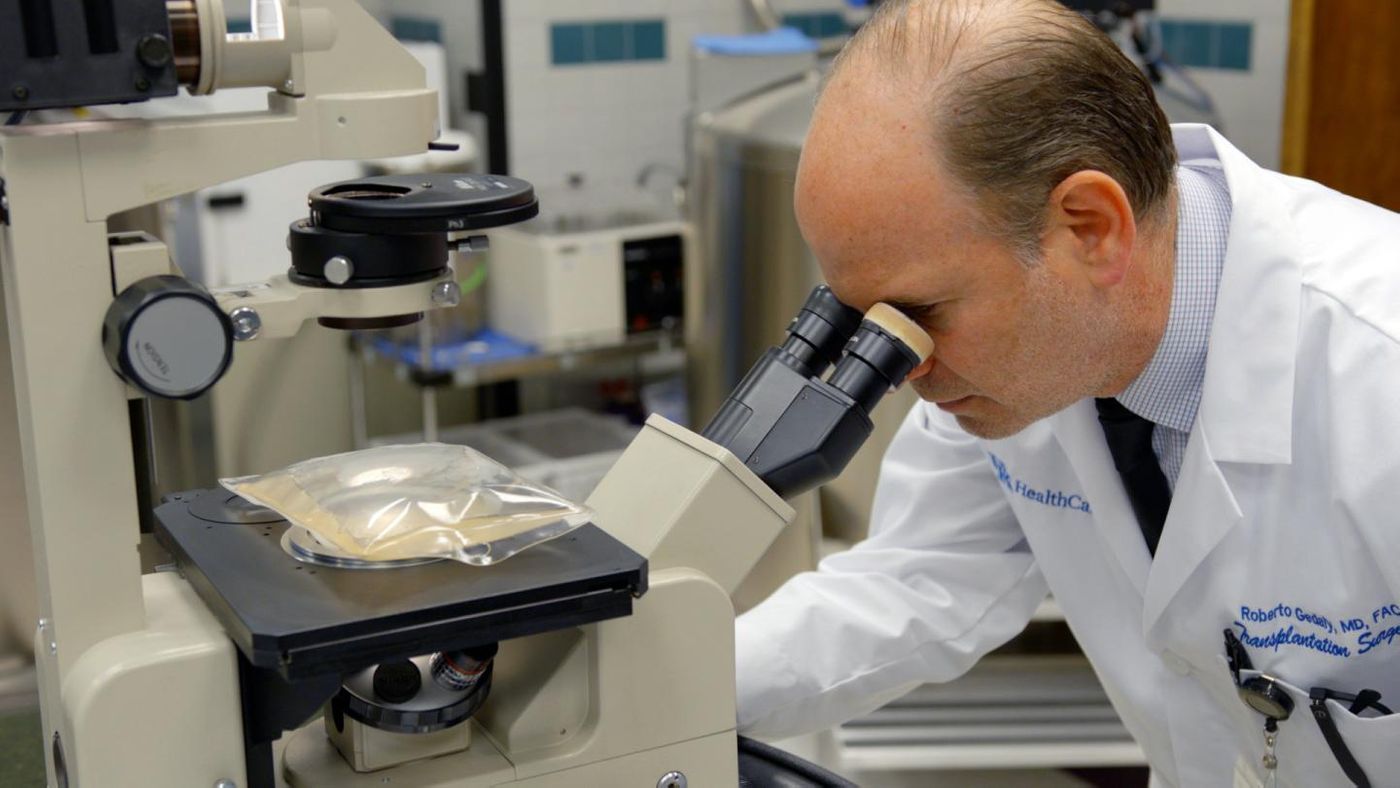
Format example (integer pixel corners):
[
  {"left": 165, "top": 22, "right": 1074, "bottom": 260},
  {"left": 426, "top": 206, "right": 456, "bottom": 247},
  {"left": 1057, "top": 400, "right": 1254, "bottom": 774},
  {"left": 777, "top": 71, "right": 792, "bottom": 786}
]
[
  {"left": 550, "top": 19, "right": 668, "bottom": 66},
  {"left": 1214, "top": 23, "right": 1253, "bottom": 71},
  {"left": 551, "top": 24, "right": 589, "bottom": 65},
  {"left": 633, "top": 21, "right": 666, "bottom": 60},
  {"left": 593, "top": 22, "right": 628, "bottom": 62},
  {"left": 391, "top": 16, "right": 443, "bottom": 44},
  {"left": 781, "top": 11, "right": 847, "bottom": 39},
  {"left": 1160, "top": 19, "right": 1253, "bottom": 71}
]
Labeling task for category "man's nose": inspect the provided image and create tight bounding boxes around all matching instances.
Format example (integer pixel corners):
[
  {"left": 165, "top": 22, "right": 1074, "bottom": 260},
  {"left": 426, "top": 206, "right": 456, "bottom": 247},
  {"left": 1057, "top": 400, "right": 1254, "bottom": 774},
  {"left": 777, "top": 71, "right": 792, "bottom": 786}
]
[{"left": 905, "top": 354, "right": 936, "bottom": 383}]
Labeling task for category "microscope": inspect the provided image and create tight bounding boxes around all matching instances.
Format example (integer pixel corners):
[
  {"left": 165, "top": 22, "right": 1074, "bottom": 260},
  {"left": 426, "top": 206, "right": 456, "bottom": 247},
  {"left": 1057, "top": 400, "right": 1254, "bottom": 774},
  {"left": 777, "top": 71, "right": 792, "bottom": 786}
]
[{"left": 0, "top": 1, "right": 934, "bottom": 785}]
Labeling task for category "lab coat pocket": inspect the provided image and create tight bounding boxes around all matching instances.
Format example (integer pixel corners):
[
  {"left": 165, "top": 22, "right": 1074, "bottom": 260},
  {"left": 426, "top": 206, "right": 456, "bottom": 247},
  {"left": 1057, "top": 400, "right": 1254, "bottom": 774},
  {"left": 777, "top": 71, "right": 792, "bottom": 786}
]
[
  {"left": 1236, "top": 669, "right": 1400, "bottom": 787},
  {"left": 1318, "top": 696, "right": 1400, "bottom": 783}
]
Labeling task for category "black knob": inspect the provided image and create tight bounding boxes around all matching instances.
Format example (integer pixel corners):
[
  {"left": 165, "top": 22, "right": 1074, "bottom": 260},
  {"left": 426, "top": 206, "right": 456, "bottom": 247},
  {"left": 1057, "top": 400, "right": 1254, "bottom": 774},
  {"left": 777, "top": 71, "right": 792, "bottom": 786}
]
[
  {"left": 372, "top": 660, "right": 422, "bottom": 705},
  {"left": 102, "top": 275, "right": 233, "bottom": 400},
  {"left": 137, "top": 34, "right": 174, "bottom": 68}
]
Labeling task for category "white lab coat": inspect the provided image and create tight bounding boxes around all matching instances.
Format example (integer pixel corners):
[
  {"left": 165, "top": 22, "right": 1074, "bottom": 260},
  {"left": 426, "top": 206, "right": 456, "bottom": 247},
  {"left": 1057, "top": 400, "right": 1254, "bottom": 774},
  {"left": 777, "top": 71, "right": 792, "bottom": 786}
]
[{"left": 735, "top": 125, "right": 1400, "bottom": 787}]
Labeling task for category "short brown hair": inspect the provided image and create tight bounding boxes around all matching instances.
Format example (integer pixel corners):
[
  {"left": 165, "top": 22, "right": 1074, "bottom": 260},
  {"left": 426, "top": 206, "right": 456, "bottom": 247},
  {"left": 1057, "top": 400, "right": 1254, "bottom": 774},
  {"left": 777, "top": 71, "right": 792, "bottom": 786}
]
[{"left": 837, "top": 0, "right": 1177, "bottom": 262}]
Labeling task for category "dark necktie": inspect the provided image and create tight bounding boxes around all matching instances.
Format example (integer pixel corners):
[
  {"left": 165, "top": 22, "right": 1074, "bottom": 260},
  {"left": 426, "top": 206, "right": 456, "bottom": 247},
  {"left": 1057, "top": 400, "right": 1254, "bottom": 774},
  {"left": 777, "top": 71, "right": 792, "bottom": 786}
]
[{"left": 1094, "top": 398, "right": 1171, "bottom": 556}]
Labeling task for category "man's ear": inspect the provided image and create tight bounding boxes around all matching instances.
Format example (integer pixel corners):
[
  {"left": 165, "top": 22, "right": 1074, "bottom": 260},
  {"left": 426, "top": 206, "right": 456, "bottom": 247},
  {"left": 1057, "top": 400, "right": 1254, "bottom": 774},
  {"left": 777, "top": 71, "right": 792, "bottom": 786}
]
[{"left": 1043, "top": 170, "right": 1137, "bottom": 289}]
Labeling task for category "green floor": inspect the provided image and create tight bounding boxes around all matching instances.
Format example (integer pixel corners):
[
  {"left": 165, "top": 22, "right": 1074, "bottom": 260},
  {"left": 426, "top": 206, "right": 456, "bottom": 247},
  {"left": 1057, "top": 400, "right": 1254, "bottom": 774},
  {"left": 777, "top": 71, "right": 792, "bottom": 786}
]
[{"left": 0, "top": 708, "right": 45, "bottom": 788}]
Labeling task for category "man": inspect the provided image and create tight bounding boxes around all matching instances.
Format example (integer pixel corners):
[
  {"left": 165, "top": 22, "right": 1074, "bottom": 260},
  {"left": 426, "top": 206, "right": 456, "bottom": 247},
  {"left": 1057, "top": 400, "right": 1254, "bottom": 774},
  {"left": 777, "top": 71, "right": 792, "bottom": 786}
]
[{"left": 734, "top": 1, "right": 1400, "bottom": 786}]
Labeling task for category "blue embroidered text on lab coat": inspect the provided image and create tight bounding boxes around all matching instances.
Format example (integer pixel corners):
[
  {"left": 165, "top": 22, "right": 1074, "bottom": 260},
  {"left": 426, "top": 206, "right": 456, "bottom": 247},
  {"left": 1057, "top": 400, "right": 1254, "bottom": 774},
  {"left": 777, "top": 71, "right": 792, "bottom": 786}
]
[{"left": 988, "top": 452, "right": 1092, "bottom": 514}]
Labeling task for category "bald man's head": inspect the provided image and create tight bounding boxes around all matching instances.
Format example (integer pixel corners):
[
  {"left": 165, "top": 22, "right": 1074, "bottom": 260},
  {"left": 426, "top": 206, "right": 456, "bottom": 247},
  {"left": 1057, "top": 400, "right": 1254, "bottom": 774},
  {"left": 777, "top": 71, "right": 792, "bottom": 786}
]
[{"left": 824, "top": 0, "right": 1176, "bottom": 262}]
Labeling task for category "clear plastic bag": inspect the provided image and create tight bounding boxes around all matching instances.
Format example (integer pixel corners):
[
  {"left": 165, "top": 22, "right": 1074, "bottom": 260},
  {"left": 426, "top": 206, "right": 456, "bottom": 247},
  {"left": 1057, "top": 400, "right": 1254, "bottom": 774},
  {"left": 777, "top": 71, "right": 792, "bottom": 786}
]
[{"left": 220, "top": 443, "right": 592, "bottom": 566}]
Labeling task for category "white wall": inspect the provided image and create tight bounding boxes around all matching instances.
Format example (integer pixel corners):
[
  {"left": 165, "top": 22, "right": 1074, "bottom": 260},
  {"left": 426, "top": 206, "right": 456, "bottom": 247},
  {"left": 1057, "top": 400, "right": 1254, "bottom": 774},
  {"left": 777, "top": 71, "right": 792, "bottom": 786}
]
[
  {"left": 371, "top": 1, "right": 860, "bottom": 220},
  {"left": 377, "top": 0, "right": 485, "bottom": 133},
  {"left": 1156, "top": 0, "right": 1292, "bottom": 169},
  {"left": 501, "top": 0, "right": 747, "bottom": 223}
]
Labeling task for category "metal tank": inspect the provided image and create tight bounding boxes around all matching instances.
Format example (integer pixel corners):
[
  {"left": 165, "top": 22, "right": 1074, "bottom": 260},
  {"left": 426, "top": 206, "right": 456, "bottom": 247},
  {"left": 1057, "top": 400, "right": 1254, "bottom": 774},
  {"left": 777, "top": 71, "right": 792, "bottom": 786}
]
[
  {"left": 689, "top": 72, "right": 822, "bottom": 421},
  {"left": 688, "top": 70, "right": 918, "bottom": 548}
]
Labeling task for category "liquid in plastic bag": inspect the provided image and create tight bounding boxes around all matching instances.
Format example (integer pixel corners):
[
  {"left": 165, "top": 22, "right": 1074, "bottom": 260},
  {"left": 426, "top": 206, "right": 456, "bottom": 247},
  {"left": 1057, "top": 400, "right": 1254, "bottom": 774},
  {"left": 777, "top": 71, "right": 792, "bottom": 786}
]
[{"left": 221, "top": 443, "right": 592, "bottom": 565}]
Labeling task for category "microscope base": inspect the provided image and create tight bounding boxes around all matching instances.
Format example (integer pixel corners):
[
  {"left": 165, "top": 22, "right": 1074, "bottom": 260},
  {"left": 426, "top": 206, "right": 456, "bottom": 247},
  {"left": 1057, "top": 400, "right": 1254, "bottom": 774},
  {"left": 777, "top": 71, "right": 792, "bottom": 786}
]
[
  {"left": 57, "top": 573, "right": 246, "bottom": 786},
  {"left": 285, "top": 567, "right": 740, "bottom": 784},
  {"left": 286, "top": 720, "right": 736, "bottom": 787}
]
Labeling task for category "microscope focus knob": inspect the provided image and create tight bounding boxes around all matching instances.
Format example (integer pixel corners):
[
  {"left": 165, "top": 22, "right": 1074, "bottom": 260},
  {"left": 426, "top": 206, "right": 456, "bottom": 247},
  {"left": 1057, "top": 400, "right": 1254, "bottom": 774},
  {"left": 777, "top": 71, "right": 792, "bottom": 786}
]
[
  {"left": 372, "top": 659, "right": 423, "bottom": 704},
  {"left": 102, "top": 275, "right": 234, "bottom": 400}
]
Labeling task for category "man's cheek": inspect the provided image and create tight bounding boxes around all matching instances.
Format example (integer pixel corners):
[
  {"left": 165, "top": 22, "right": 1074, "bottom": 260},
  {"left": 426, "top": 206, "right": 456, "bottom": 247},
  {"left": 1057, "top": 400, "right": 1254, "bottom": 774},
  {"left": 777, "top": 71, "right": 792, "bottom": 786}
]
[{"left": 910, "top": 378, "right": 940, "bottom": 402}]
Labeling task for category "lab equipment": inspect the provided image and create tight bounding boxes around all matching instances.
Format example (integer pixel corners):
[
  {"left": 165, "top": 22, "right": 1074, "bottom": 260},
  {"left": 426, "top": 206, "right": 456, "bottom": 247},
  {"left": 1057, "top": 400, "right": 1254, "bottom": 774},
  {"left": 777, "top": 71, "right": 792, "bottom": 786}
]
[
  {"left": 149, "top": 285, "right": 928, "bottom": 786},
  {"left": 484, "top": 218, "right": 690, "bottom": 351},
  {"left": 0, "top": 0, "right": 523, "bottom": 782},
  {"left": 1, "top": 0, "right": 185, "bottom": 112},
  {"left": 328, "top": 644, "right": 498, "bottom": 771},
  {"left": 1, "top": 0, "right": 932, "bottom": 783},
  {"left": 703, "top": 288, "right": 932, "bottom": 498}
]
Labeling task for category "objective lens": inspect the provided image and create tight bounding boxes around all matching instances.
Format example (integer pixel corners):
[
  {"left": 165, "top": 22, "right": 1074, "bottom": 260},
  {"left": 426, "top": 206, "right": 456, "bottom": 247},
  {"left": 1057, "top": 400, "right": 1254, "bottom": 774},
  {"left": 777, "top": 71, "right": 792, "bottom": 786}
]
[{"left": 430, "top": 643, "right": 498, "bottom": 692}]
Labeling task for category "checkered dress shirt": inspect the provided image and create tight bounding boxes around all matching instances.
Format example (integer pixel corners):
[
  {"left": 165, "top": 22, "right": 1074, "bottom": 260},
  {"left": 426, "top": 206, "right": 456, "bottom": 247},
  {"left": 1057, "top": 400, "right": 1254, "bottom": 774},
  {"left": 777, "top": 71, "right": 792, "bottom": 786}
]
[{"left": 1115, "top": 164, "right": 1232, "bottom": 489}]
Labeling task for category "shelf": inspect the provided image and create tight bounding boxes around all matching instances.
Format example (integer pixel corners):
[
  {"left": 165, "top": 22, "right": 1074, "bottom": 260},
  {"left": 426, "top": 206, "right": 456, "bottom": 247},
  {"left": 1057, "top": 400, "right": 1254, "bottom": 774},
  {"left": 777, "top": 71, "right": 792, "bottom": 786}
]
[
  {"left": 835, "top": 656, "right": 1144, "bottom": 772},
  {"left": 444, "top": 331, "right": 683, "bottom": 387},
  {"left": 838, "top": 741, "right": 1146, "bottom": 772}
]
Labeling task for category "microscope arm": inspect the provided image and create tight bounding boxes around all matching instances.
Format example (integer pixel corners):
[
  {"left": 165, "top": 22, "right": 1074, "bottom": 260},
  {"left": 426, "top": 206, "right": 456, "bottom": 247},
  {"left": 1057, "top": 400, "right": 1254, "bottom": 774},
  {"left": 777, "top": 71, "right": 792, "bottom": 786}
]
[
  {"left": 589, "top": 415, "right": 796, "bottom": 596},
  {"left": 75, "top": 0, "right": 438, "bottom": 222},
  {"left": 104, "top": 232, "right": 458, "bottom": 345},
  {"left": 0, "top": 3, "right": 447, "bottom": 783}
]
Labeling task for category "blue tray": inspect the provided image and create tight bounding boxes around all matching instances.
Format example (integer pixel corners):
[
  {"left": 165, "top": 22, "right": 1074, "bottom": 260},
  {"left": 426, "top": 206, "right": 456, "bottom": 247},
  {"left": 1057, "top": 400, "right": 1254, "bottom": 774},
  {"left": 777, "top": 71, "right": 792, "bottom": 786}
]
[{"left": 366, "top": 328, "right": 538, "bottom": 373}]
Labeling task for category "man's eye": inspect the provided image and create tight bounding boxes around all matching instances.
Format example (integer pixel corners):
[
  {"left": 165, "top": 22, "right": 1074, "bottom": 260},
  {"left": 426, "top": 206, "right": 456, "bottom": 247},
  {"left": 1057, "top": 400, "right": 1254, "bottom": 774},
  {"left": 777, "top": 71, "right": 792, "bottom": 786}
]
[{"left": 905, "top": 304, "right": 938, "bottom": 323}]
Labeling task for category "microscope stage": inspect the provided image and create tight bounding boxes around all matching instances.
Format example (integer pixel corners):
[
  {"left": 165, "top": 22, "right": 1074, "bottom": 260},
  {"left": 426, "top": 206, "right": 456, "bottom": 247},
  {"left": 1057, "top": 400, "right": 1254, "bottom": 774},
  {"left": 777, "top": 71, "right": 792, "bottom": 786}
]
[{"left": 155, "top": 490, "right": 647, "bottom": 680}]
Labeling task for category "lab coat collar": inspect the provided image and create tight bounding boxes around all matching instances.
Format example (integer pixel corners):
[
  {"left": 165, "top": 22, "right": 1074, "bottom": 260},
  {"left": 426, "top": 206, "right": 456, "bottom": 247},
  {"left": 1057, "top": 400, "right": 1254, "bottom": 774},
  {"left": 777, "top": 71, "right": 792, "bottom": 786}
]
[
  {"left": 1142, "top": 426, "right": 1244, "bottom": 638},
  {"left": 1137, "top": 125, "right": 1299, "bottom": 636},
  {"left": 1175, "top": 124, "right": 1300, "bottom": 465},
  {"left": 1051, "top": 400, "right": 1152, "bottom": 598},
  {"left": 1044, "top": 127, "right": 1298, "bottom": 619}
]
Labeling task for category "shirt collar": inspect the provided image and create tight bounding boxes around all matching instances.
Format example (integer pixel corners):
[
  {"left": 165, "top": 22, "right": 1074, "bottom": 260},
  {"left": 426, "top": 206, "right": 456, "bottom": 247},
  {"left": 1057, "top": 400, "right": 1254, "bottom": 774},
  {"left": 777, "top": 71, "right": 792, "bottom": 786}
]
[{"left": 1116, "top": 165, "right": 1232, "bottom": 432}]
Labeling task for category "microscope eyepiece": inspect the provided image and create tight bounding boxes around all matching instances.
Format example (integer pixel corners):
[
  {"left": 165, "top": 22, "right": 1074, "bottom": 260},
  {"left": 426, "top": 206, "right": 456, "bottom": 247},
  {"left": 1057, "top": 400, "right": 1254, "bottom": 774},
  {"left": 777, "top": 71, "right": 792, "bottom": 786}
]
[
  {"left": 777, "top": 285, "right": 865, "bottom": 379},
  {"left": 828, "top": 303, "right": 933, "bottom": 415}
]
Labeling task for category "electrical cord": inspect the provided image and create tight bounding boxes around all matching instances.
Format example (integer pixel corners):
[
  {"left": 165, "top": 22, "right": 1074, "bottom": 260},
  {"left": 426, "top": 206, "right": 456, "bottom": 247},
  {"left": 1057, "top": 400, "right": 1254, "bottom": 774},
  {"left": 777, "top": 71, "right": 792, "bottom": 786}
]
[{"left": 737, "top": 735, "right": 859, "bottom": 787}]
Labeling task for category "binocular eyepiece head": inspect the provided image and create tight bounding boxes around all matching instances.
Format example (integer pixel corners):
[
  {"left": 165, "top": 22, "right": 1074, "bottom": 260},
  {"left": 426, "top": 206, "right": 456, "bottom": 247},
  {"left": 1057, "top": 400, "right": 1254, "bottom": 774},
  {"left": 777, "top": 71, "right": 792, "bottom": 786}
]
[
  {"left": 777, "top": 286, "right": 933, "bottom": 413},
  {"left": 702, "top": 285, "right": 934, "bottom": 499}
]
